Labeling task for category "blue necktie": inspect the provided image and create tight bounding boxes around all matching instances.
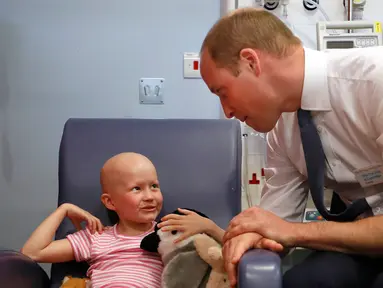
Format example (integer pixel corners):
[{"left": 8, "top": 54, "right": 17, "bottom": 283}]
[{"left": 297, "top": 109, "right": 370, "bottom": 222}]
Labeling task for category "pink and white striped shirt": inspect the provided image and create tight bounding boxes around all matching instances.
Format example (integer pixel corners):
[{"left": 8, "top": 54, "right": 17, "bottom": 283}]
[{"left": 66, "top": 222, "right": 163, "bottom": 288}]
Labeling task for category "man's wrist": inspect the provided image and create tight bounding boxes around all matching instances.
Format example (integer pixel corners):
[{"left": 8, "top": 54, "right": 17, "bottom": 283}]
[{"left": 287, "top": 222, "right": 309, "bottom": 248}]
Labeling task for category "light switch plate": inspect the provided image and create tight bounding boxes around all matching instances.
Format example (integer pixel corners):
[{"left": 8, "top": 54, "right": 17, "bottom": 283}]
[
  {"left": 183, "top": 52, "right": 201, "bottom": 78},
  {"left": 139, "top": 78, "right": 165, "bottom": 105}
]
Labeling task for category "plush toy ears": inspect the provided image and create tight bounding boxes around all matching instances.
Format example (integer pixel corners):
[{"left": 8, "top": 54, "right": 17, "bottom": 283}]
[
  {"left": 140, "top": 231, "right": 160, "bottom": 253},
  {"left": 208, "top": 246, "right": 225, "bottom": 271},
  {"left": 208, "top": 246, "right": 223, "bottom": 261},
  {"left": 194, "top": 234, "right": 223, "bottom": 268}
]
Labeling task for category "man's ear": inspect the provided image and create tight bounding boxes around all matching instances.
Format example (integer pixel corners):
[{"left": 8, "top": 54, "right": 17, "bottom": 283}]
[
  {"left": 239, "top": 48, "right": 261, "bottom": 76},
  {"left": 101, "top": 193, "right": 115, "bottom": 211}
]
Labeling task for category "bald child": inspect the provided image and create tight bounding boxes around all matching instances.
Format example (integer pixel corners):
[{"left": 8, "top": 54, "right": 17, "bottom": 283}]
[{"left": 21, "top": 152, "right": 226, "bottom": 288}]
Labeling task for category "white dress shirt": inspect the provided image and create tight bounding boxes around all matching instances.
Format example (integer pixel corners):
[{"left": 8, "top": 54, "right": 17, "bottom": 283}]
[{"left": 259, "top": 46, "right": 383, "bottom": 223}]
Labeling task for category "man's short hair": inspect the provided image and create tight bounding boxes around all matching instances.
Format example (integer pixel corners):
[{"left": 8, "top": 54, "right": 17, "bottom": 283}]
[{"left": 201, "top": 8, "right": 301, "bottom": 74}]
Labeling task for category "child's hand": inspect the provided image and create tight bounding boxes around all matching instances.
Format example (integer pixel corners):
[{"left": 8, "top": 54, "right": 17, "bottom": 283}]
[
  {"left": 62, "top": 203, "right": 104, "bottom": 234},
  {"left": 158, "top": 208, "right": 214, "bottom": 243}
]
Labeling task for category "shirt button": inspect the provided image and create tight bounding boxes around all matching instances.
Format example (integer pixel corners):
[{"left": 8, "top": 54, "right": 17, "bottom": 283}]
[
  {"left": 317, "top": 126, "right": 322, "bottom": 132},
  {"left": 374, "top": 207, "right": 381, "bottom": 214}
]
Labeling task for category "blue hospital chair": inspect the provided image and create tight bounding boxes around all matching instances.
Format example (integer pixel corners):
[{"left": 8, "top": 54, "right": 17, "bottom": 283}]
[{"left": 0, "top": 118, "right": 281, "bottom": 287}]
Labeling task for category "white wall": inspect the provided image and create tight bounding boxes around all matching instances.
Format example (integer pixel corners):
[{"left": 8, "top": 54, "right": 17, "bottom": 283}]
[{"left": 240, "top": 0, "right": 383, "bottom": 210}]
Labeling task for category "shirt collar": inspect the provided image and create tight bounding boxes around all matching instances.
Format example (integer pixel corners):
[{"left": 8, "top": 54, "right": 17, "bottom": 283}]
[{"left": 301, "top": 47, "right": 332, "bottom": 111}]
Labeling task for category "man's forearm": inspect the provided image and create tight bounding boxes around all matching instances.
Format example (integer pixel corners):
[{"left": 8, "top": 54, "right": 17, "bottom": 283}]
[{"left": 291, "top": 215, "right": 383, "bottom": 255}]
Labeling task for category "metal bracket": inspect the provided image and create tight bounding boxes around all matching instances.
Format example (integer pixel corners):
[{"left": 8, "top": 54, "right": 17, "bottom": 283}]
[{"left": 139, "top": 78, "right": 165, "bottom": 105}]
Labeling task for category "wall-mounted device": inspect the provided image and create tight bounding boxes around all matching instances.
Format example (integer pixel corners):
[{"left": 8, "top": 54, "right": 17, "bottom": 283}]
[
  {"left": 343, "top": 0, "right": 367, "bottom": 21},
  {"left": 303, "top": 0, "right": 319, "bottom": 11},
  {"left": 259, "top": 0, "right": 289, "bottom": 16},
  {"left": 316, "top": 20, "right": 382, "bottom": 50},
  {"left": 263, "top": 1, "right": 279, "bottom": 10},
  {"left": 139, "top": 78, "right": 165, "bottom": 105}
]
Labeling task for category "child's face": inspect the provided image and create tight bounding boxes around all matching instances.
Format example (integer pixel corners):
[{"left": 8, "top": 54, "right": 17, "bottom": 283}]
[
  {"left": 102, "top": 154, "right": 163, "bottom": 224},
  {"left": 114, "top": 165, "right": 163, "bottom": 223}
]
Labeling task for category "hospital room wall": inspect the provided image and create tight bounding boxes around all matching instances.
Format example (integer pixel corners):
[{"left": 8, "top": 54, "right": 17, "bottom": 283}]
[
  {"left": 240, "top": 0, "right": 383, "bottom": 210},
  {"left": 0, "top": 0, "right": 220, "bottom": 273}
]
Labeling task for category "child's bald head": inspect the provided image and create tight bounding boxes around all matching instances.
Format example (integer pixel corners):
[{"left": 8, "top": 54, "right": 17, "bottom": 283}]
[
  {"left": 100, "top": 152, "right": 155, "bottom": 195},
  {"left": 100, "top": 152, "right": 163, "bottom": 224}
]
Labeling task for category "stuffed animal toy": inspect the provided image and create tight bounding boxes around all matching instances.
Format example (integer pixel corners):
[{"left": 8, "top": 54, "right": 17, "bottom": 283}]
[
  {"left": 194, "top": 234, "right": 230, "bottom": 288},
  {"left": 60, "top": 276, "right": 91, "bottom": 288},
  {"left": 140, "top": 208, "right": 212, "bottom": 288}
]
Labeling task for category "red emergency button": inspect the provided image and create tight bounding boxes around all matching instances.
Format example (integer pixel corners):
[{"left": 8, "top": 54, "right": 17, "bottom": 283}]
[{"left": 193, "top": 60, "right": 199, "bottom": 70}]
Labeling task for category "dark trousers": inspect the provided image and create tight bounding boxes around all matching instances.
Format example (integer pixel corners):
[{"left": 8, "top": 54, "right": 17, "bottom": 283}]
[
  {"left": 283, "top": 193, "right": 383, "bottom": 287},
  {"left": 283, "top": 250, "right": 383, "bottom": 288}
]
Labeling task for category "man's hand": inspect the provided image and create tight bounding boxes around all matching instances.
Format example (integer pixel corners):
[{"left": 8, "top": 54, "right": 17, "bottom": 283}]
[
  {"left": 223, "top": 232, "right": 284, "bottom": 287},
  {"left": 223, "top": 206, "right": 296, "bottom": 247}
]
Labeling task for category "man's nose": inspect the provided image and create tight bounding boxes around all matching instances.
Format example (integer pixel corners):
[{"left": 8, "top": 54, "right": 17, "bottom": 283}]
[{"left": 222, "top": 104, "right": 234, "bottom": 119}]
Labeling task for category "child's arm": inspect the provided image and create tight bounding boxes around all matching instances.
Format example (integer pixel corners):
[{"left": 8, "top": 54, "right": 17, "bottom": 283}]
[
  {"left": 21, "top": 203, "right": 103, "bottom": 263},
  {"left": 158, "top": 208, "right": 225, "bottom": 244},
  {"left": 204, "top": 219, "right": 225, "bottom": 244}
]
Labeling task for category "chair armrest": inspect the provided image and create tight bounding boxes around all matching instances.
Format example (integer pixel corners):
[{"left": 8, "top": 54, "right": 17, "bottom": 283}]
[
  {"left": 0, "top": 248, "right": 50, "bottom": 288},
  {"left": 238, "top": 249, "right": 282, "bottom": 288}
]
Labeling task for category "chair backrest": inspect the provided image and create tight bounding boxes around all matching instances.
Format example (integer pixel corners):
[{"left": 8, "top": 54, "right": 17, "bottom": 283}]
[{"left": 50, "top": 118, "right": 242, "bottom": 287}]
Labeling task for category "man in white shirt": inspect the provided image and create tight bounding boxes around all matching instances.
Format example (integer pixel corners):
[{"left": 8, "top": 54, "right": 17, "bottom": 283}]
[{"left": 199, "top": 7, "right": 383, "bottom": 288}]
